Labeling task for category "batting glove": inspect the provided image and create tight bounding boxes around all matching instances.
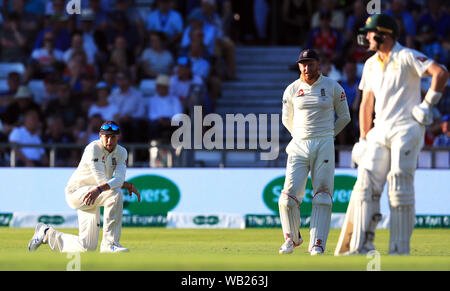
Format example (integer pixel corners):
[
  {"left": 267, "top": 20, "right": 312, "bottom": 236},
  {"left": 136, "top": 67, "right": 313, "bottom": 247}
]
[{"left": 351, "top": 137, "right": 367, "bottom": 168}]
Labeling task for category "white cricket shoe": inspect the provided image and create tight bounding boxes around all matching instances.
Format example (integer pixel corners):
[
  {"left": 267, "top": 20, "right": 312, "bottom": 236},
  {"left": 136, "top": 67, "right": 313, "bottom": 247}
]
[
  {"left": 28, "top": 223, "right": 49, "bottom": 251},
  {"left": 279, "top": 237, "right": 303, "bottom": 255},
  {"left": 100, "top": 242, "right": 130, "bottom": 253},
  {"left": 310, "top": 246, "right": 324, "bottom": 256}
]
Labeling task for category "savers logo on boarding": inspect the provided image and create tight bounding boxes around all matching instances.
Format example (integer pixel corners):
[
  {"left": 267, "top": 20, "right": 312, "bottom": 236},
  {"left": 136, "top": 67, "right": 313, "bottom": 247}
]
[
  {"left": 123, "top": 174, "right": 180, "bottom": 215},
  {"left": 262, "top": 175, "right": 356, "bottom": 215}
]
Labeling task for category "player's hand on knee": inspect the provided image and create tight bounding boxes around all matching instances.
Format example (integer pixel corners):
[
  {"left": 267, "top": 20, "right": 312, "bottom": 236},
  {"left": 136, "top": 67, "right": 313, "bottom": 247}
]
[
  {"left": 83, "top": 188, "right": 101, "bottom": 206},
  {"left": 351, "top": 137, "right": 367, "bottom": 167},
  {"left": 412, "top": 101, "right": 433, "bottom": 126},
  {"left": 122, "top": 182, "right": 141, "bottom": 202}
]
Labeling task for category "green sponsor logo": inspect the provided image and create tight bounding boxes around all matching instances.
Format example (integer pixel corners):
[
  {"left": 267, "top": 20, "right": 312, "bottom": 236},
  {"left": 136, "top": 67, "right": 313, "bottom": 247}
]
[
  {"left": 415, "top": 215, "right": 450, "bottom": 228},
  {"left": 123, "top": 175, "right": 180, "bottom": 215},
  {"left": 38, "top": 215, "right": 65, "bottom": 225},
  {"left": 121, "top": 214, "right": 167, "bottom": 227},
  {"left": 246, "top": 214, "right": 310, "bottom": 228},
  {"left": 193, "top": 215, "right": 220, "bottom": 225},
  {"left": 262, "top": 175, "right": 356, "bottom": 215},
  {"left": 0, "top": 213, "right": 13, "bottom": 226}
]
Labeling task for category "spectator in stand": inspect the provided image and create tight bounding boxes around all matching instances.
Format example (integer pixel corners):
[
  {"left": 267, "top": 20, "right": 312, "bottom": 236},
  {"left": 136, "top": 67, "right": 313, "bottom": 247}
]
[
  {"left": 102, "top": 63, "right": 119, "bottom": 91},
  {"left": 417, "top": 0, "right": 450, "bottom": 42},
  {"left": 310, "top": 0, "right": 345, "bottom": 31},
  {"left": 280, "top": 0, "right": 313, "bottom": 45},
  {"left": 63, "top": 30, "right": 96, "bottom": 66},
  {"left": 108, "top": 35, "right": 137, "bottom": 80},
  {"left": 188, "top": 36, "right": 211, "bottom": 80},
  {"left": 34, "top": 14, "right": 71, "bottom": 52},
  {"left": 34, "top": 72, "right": 59, "bottom": 112},
  {"left": 88, "top": 82, "right": 119, "bottom": 122},
  {"left": 305, "top": 10, "right": 343, "bottom": 64},
  {"left": 88, "top": 0, "right": 110, "bottom": 30},
  {"left": 337, "top": 61, "right": 361, "bottom": 145},
  {"left": 73, "top": 73, "right": 98, "bottom": 113},
  {"left": 147, "top": 74, "right": 183, "bottom": 141},
  {"left": 181, "top": 9, "right": 217, "bottom": 58},
  {"left": 108, "top": 69, "right": 146, "bottom": 143},
  {"left": 0, "top": 12, "right": 28, "bottom": 62},
  {"left": 433, "top": 114, "right": 450, "bottom": 147},
  {"left": 385, "top": 0, "right": 416, "bottom": 48},
  {"left": 77, "top": 113, "right": 104, "bottom": 145},
  {"left": 42, "top": 114, "right": 77, "bottom": 167},
  {"left": 0, "top": 72, "right": 21, "bottom": 114},
  {"left": 170, "top": 56, "right": 204, "bottom": 109},
  {"left": 416, "top": 24, "right": 448, "bottom": 65},
  {"left": 138, "top": 31, "right": 174, "bottom": 79},
  {"left": 8, "top": 109, "right": 48, "bottom": 167},
  {"left": 342, "top": 0, "right": 369, "bottom": 63},
  {"left": 45, "top": 0, "right": 68, "bottom": 16},
  {"left": 344, "top": 0, "right": 368, "bottom": 42},
  {"left": 1, "top": 85, "right": 41, "bottom": 130},
  {"left": 26, "top": 30, "right": 65, "bottom": 81},
  {"left": 194, "top": 0, "right": 236, "bottom": 80},
  {"left": 10, "top": 0, "right": 39, "bottom": 36},
  {"left": 188, "top": 39, "right": 219, "bottom": 112},
  {"left": 62, "top": 51, "right": 96, "bottom": 92},
  {"left": 79, "top": 8, "right": 106, "bottom": 66},
  {"left": 146, "top": 0, "right": 184, "bottom": 54},
  {"left": 45, "top": 81, "right": 84, "bottom": 137},
  {"left": 106, "top": 10, "right": 142, "bottom": 66}
]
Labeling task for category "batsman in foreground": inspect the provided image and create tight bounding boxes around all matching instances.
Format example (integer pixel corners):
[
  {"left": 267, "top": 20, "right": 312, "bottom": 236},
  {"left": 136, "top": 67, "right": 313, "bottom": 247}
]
[
  {"left": 279, "top": 49, "right": 350, "bottom": 255},
  {"left": 335, "top": 14, "right": 448, "bottom": 256},
  {"left": 28, "top": 121, "right": 141, "bottom": 253}
]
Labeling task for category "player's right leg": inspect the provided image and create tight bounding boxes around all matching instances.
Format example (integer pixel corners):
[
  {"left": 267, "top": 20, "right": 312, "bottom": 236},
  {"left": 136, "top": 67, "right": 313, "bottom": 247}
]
[
  {"left": 44, "top": 207, "right": 100, "bottom": 252},
  {"left": 278, "top": 153, "right": 309, "bottom": 254},
  {"left": 348, "top": 143, "right": 390, "bottom": 254}
]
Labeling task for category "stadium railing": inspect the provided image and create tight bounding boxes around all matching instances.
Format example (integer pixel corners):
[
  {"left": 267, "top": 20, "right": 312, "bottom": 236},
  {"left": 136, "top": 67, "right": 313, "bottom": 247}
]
[{"left": 0, "top": 143, "right": 449, "bottom": 169}]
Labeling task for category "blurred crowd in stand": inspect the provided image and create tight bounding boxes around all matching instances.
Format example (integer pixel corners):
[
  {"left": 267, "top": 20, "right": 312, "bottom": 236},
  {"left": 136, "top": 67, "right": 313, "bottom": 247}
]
[{"left": 0, "top": 0, "right": 448, "bottom": 167}]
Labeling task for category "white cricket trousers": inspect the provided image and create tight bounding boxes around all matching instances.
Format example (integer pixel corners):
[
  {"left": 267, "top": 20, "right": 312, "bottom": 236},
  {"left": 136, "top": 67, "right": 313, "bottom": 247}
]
[
  {"left": 45, "top": 186, "right": 123, "bottom": 252},
  {"left": 283, "top": 136, "right": 335, "bottom": 201},
  {"left": 279, "top": 136, "right": 335, "bottom": 250}
]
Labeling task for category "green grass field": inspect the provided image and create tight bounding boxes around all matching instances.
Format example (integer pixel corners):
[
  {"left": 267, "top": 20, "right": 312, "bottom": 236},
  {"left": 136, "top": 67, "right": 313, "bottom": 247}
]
[{"left": 0, "top": 227, "right": 449, "bottom": 271}]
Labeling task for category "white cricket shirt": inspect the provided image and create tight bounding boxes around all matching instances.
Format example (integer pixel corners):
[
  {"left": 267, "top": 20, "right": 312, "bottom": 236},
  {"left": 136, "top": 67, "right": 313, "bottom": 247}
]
[
  {"left": 359, "top": 42, "right": 434, "bottom": 127},
  {"left": 282, "top": 74, "right": 350, "bottom": 140},
  {"left": 66, "top": 140, "right": 127, "bottom": 192}
]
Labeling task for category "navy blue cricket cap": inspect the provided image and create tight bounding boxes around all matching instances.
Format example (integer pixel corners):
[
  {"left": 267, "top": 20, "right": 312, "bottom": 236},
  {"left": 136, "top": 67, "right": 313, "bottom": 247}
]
[{"left": 297, "top": 49, "right": 320, "bottom": 63}]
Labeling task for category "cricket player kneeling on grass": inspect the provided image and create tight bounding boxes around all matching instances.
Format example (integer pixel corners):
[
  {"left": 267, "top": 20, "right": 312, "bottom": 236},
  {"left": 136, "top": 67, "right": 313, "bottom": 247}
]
[
  {"left": 334, "top": 13, "right": 448, "bottom": 256},
  {"left": 279, "top": 49, "right": 350, "bottom": 256},
  {"left": 28, "top": 121, "right": 141, "bottom": 253}
]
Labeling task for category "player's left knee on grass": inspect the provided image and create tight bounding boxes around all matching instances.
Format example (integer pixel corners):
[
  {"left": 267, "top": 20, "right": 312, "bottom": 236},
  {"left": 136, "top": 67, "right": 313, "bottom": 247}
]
[
  {"left": 309, "top": 192, "right": 332, "bottom": 252},
  {"left": 387, "top": 171, "right": 415, "bottom": 255}
]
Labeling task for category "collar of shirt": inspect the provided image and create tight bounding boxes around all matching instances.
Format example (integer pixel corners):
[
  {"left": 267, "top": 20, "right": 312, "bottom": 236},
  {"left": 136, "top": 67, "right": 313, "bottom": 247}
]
[{"left": 375, "top": 42, "right": 402, "bottom": 71}]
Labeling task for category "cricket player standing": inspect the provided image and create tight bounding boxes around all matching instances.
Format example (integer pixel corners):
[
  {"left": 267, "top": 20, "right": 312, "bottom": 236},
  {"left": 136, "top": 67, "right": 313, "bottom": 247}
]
[
  {"left": 28, "top": 121, "right": 141, "bottom": 253},
  {"left": 335, "top": 14, "right": 448, "bottom": 255},
  {"left": 279, "top": 49, "right": 351, "bottom": 255}
]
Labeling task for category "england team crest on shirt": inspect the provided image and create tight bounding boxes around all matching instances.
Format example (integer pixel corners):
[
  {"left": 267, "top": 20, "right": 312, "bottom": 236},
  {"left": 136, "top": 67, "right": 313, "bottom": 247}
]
[{"left": 297, "top": 89, "right": 305, "bottom": 96}]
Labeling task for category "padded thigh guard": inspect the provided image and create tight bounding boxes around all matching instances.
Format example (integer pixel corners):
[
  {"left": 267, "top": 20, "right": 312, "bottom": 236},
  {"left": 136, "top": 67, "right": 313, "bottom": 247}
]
[
  {"left": 309, "top": 192, "right": 332, "bottom": 252},
  {"left": 278, "top": 193, "right": 302, "bottom": 245},
  {"left": 349, "top": 169, "right": 382, "bottom": 254},
  {"left": 387, "top": 171, "right": 415, "bottom": 255}
]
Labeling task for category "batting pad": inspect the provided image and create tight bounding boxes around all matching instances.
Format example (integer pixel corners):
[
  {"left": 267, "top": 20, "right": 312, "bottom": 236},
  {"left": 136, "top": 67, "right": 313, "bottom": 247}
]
[
  {"left": 389, "top": 205, "right": 415, "bottom": 254},
  {"left": 309, "top": 192, "right": 332, "bottom": 252},
  {"left": 278, "top": 193, "right": 301, "bottom": 245},
  {"left": 349, "top": 169, "right": 382, "bottom": 254}
]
